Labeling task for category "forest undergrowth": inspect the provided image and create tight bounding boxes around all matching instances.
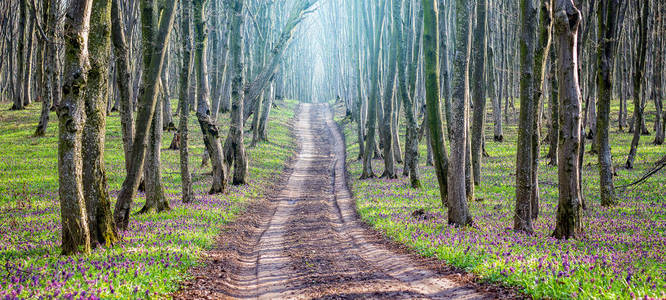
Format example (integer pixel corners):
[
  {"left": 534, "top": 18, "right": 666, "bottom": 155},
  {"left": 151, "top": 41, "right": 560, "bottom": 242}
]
[
  {"left": 337, "top": 101, "right": 665, "bottom": 299},
  {"left": 0, "top": 100, "right": 296, "bottom": 298}
]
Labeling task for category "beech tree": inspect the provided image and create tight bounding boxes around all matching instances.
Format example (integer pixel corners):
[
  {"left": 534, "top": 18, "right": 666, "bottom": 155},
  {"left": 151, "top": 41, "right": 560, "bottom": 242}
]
[
  {"left": 625, "top": 0, "right": 649, "bottom": 169},
  {"left": 552, "top": 0, "right": 583, "bottom": 240},
  {"left": 58, "top": 0, "right": 93, "bottom": 255},
  {"left": 114, "top": 0, "right": 179, "bottom": 230}
]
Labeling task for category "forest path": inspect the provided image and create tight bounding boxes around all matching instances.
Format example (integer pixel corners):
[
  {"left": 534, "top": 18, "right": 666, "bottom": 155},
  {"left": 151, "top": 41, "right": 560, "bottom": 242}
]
[{"left": 175, "top": 104, "right": 489, "bottom": 299}]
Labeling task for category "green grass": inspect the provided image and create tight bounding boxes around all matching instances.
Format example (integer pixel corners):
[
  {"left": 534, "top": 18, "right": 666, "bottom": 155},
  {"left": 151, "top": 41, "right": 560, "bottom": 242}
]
[
  {"left": 336, "top": 98, "right": 666, "bottom": 299},
  {"left": 0, "top": 99, "right": 297, "bottom": 298}
]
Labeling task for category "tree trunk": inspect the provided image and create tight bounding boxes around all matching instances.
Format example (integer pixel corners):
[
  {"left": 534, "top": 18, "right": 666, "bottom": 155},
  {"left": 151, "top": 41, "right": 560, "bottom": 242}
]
[
  {"left": 82, "top": 0, "right": 118, "bottom": 247},
  {"left": 58, "top": 0, "right": 93, "bottom": 255},
  {"left": 514, "top": 0, "right": 537, "bottom": 233},
  {"left": 36, "top": 0, "right": 58, "bottom": 137},
  {"left": 111, "top": 0, "right": 135, "bottom": 173},
  {"left": 228, "top": 0, "right": 248, "bottom": 185},
  {"left": 552, "top": 0, "right": 583, "bottom": 240},
  {"left": 471, "top": 0, "right": 488, "bottom": 187},
  {"left": 380, "top": 1, "right": 399, "bottom": 179},
  {"left": 625, "top": 0, "right": 649, "bottom": 169},
  {"left": 194, "top": 0, "right": 228, "bottom": 192},
  {"left": 162, "top": 52, "right": 175, "bottom": 131},
  {"left": 490, "top": 44, "right": 503, "bottom": 142},
  {"left": 178, "top": 0, "right": 194, "bottom": 204},
  {"left": 529, "top": 0, "right": 552, "bottom": 221},
  {"left": 360, "top": 0, "right": 386, "bottom": 180},
  {"left": 12, "top": 0, "right": 27, "bottom": 110},
  {"left": 258, "top": 83, "right": 273, "bottom": 142},
  {"left": 399, "top": 0, "right": 420, "bottom": 187},
  {"left": 596, "top": 0, "right": 624, "bottom": 206},
  {"left": 22, "top": 19, "right": 36, "bottom": 108},
  {"left": 140, "top": 79, "right": 170, "bottom": 214},
  {"left": 652, "top": 0, "right": 664, "bottom": 145},
  {"left": 113, "top": 0, "right": 179, "bottom": 231},
  {"left": 547, "top": 47, "right": 559, "bottom": 166}
]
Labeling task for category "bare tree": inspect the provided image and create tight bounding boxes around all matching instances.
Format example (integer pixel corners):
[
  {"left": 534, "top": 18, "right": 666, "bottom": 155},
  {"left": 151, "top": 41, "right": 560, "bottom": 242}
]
[
  {"left": 114, "top": 0, "right": 179, "bottom": 231},
  {"left": 58, "top": 0, "right": 93, "bottom": 255},
  {"left": 552, "top": 0, "right": 583, "bottom": 240}
]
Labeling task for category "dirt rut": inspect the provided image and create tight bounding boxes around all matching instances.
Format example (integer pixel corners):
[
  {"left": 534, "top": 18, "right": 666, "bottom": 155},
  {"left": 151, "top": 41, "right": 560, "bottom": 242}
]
[{"left": 175, "top": 104, "right": 489, "bottom": 299}]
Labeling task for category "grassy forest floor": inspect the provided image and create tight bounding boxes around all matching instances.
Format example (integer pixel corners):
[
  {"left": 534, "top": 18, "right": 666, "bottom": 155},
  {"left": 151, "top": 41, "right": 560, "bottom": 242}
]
[
  {"left": 336, "top": 100, "right": 665, "bottom": 299},
  {"left": 0, "top": 100, "right": 296, "bottom": 298}
]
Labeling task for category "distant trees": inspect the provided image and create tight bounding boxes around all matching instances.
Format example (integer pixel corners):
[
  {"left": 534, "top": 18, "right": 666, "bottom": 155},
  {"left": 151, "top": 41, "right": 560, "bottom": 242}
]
[{"left": 0, "top": 0, "right": 662, "bottom": 257}]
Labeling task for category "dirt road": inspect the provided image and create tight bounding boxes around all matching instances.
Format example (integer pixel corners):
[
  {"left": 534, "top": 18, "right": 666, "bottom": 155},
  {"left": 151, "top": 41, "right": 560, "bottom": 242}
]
[{"left": 176, "top": 104, "right": 490, "bottom": 299}]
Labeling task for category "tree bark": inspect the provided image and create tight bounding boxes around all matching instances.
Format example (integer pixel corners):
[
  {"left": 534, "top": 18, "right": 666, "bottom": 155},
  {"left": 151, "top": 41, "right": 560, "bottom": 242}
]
[
  {"left": 514, "top": 0, "right": 538, "bottom": 233},
  {"left": 625, "top": 0, "right": 649, "bottom": 169},
  {"left": 652, "top": 0, "right": 664, "bottom": 145},
  {"left": 178, "top": 0, "right": 194, "bottom": 203},
  {"left": 380, "top": 0, "right": 399, "bottom": 179},
  {"left": 471, "top": 0, "right": 488, "bottom": 187},
  {"left": 111, "top": 0, "right": 135, "bottom": 173},
  {"left": 552, "top": 0, "right": 583, "bottom": 240},
  {"left": 82, "top": 0, "right": 118, "bottom": 247},
  {"left": 360, "top": 0, "right": 386, "bottom": 180},
  {"left": 58, "top": 0, "right": 93, "bottom": 255},
  {"left": 113, "top": 0, "right": 179, "bottom": 231},
  {"left": 227, "top": 0, "right": 248, "bottom": 185},
  {"left": 596, "top": 0, "right": 624, "bottom": 206},
  {"left": 399, "top": 0, "right": 420, "bottom": 187},
  {"left": 139, "top": 77, "right": 170, "bottom": 214},
  {"left": 194, "top": 0, "right": 228, "bottom": 192}
]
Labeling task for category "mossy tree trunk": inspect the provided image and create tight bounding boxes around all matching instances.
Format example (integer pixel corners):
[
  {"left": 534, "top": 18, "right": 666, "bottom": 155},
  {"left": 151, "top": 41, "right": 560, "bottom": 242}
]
[
  {"left": 111, "top": 0, "right": 135, "bottom": 173},
  {"left": 178, "top": 0, "right": 194, "bottom": 203},
  {"left": 397, "top": 0, "right": 420, "bottom": 188},
  {"left": 514, "top": 0, "right": 537, "bottom": 233},
  {"left": 652, "top": 0, "right": 664, "bottom": 146},
  {"left": 114, "top": 0, "right": 179, "bottom": 231},
  {"left": 552, "top": 0, "right": 583, "bottom": 240},
  {"left": 596, "top": 0, "right": 625, "bottom": 206},
  {"left": 470, "top": 0, "right": 488, "bottom": 187},
  {"left": 194, "top": 0, "right": 228, "bottom": 192},
  {"left": 227, "top": 0, "right": 248, "bottom": 185},
  {"left": 82, "top": 0, "right": 118, "bottom": 247},
  {"left": 35, "top": 0, "right": 60, "bottom": 137},
  {"left": 625, "top": 0, "right": 649, "bottom": 169},
  {"left": 359, "top": 0, "right": 386, "bottom": 180},
  {"left": 58, "top": 0, "right": 93, "bottom": 255},
  {"left": 380, "top": 0, "right": 399, "bottom": 179},
  {"left": 444, "top": 0, "right": 473, "bottom": 226}
]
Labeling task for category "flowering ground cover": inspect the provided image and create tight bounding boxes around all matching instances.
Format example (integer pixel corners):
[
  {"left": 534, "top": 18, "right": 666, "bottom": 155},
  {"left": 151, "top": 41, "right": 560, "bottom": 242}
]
[
  {"left": 337, "top": 102, "right": 666, "bottom": 299},
  {"left": 0, "top": 100, "right": 296, "bottom": 299}
]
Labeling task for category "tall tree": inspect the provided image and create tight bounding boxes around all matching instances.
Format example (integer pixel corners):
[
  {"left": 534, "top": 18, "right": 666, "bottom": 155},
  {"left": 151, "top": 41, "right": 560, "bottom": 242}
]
[
  {"left": 35, "top": 0, "right": 61, "bottom": 137},
  {"left": 514, "top": 0, "right": 538, "bottom": 233},
  {"left": 552, "top": 0, "right": 583, "bottom": 240},
  {"left": 194, "top": 0, "right": 228, "bottom": 193},
  {"left": 652, "top": 0, "right": 664, "bottom": 146},
  {"left": 227, "top": 0, "right": 248, "bottom": 185},
  {"left": 58, "top": 0, "right": 93, "bottom": 255},
  {"left": 397, "top": 0, "right": 420, "bottom": 188},
  {"left": 381, "top": 0, "right": 399, "bottom": 179},
  {"left": 596, "top": 0, "right": 625, "bottom": 206},
  {"left": 111, "top": 0, "right": 135, "bottom": 173},
  {"left": 83, "top": 0, "right": 118, "bottom": 246},
  {"left": 625, "top": 0, "right": 649, "bottom": 169},
  {"left": 359, "top": 0, "right": 386, "bottom": 179},
  {"left": 470, "top": 0, "right": 488, "bottom": 186},
  {"left": 178, "top": 0, "right": 194, "bottom": 203},
  {"left": 114, "top": 0, "right": 179, "bottom": 231}
]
